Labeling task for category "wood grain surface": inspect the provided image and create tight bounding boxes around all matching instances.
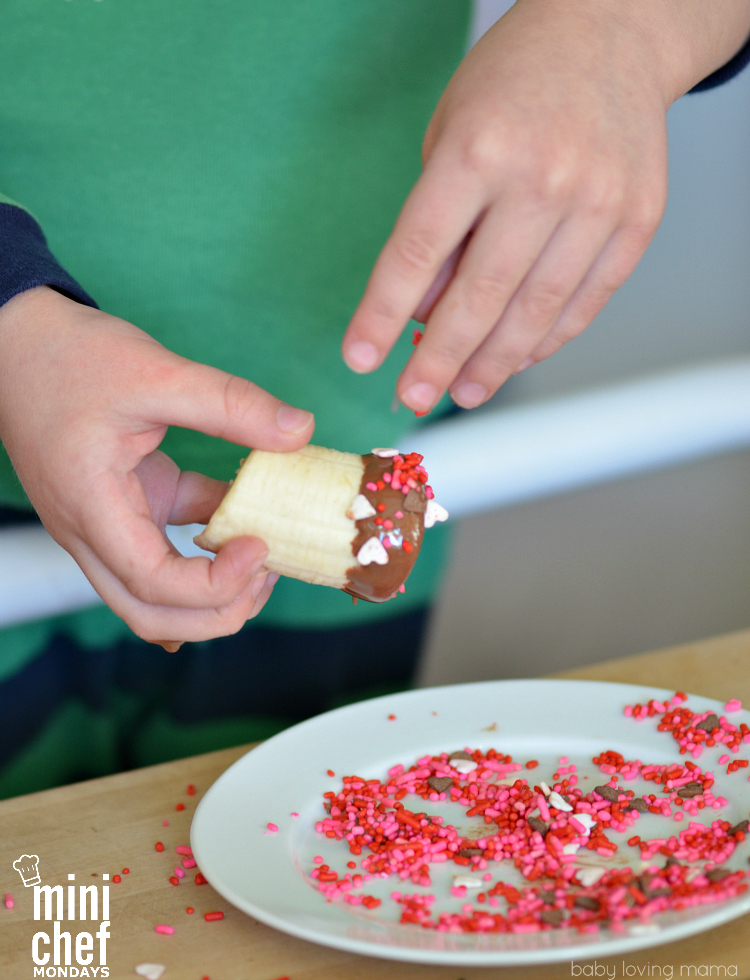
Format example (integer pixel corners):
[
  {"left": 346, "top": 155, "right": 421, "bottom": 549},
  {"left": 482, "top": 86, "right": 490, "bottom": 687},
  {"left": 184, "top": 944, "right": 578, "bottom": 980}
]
[{"left": 2, "top": 628, "right": 750, "bottom": 980}]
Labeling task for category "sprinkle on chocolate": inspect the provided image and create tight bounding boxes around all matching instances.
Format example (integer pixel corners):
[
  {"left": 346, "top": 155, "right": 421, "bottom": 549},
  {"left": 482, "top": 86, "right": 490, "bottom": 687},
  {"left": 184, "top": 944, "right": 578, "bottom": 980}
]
[
  {"left": 449, "top": 751, "right": 474, "bottom": 762},
  {"left": 403, "top": 488, "right": 427, "bottom": 514},
  {"left": 427, "top": 776, "right": 453, "bottom": 794}
]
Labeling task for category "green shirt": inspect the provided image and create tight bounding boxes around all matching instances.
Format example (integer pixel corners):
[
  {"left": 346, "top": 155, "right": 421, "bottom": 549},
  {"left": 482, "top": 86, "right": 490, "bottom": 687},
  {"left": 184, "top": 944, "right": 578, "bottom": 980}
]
[{"left": 0, "top": 0, "right": 468, "bottom": 674}]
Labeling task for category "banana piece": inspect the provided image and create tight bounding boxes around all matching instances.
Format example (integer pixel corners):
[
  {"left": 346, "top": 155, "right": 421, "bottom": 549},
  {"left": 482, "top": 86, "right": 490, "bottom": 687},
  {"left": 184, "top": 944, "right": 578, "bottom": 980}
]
[
  {"left": 195, "top": 444, "right": 448, "bottom": 601},
  {"left": 195, "top": 445, "right": 363, "bottom": 588}
]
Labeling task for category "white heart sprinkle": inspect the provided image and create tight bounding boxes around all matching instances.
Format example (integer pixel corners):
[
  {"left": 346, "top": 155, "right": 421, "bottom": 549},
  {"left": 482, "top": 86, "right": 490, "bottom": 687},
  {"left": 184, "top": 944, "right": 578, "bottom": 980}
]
[
  {"left": 347, "top": 493, "right": 376, "bottom": 520},
  {"left": 571, "top": 812, "right": 596, "bottom": 835},
  {"left": 539, "top": 781, "right": 552, "bottom": 796},
  {"left": 548, "top": 791, "right": 573, "bottom": 811},
  {"left": 371, "top": 447, "right": 400, "bottom": 457},
  {"left": 451, "top": 759, "right": 478, "bottom": 774},
  {"left": 135, "top": 966, "right": 166, "bottom": 980},
  {"left": 356, "top": 536, "right": 389, "bottom": 566},
  {"left": 576, "top": 866, "right": 607, "bottom": 887},
  {"left": 424, "top": 499, "right": 449, "bottom": 528},
  {"left": 562, "top": 843, "right": 580, "bottom": 855},
  {"left": 453, "top": 875, "right": 483, "bottom": 889}
]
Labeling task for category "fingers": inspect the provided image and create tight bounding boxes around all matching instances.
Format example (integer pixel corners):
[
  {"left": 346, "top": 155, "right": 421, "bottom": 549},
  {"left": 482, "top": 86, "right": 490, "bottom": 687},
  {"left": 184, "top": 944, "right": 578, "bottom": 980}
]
[
  {"left": 78, "top": 537, "right": 279, "bottom": 644},
  {"left": 447, "top": 215, "right": 618, "bottom": 404},
  {"left": 515, "top": 224, "right": 657, "bottom": 368},
  {"left": 396, "top": 202, "right": 562, "bottom": 411},
  {"left": 342, "top": 149, "right": 486, "bottom": 373},
  {"left": 72, "top": 466, "right": 271, "bottom": 609},
  {"left": 412, "top": 238, "right": 469, "bottom": 324},
  {"left": 167, "top": 469, "right": 229, "bottom": 526},
  {"left": 140, "top": 358, "right": 315, "bottom": 451}
]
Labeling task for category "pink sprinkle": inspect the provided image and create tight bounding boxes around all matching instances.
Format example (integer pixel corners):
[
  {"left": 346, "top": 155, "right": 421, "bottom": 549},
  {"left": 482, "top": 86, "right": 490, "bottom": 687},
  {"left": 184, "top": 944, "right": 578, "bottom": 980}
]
[
  {"left": 175, "top": 845, "right": 192, "bottom": 856},
  {"left": 173, "top": 867, "right": 185, "bottom": 878},
  {"left": 154, "top": 924, "right": 174, "bottom": 935},
  {"left": 383, "top": 472, "right": 392, "bottom": 483},
  {"left": 398, "top": 584, "right": 406, "bottom": 593},
  {"left": 291, "top": 812, "right": 299, "bottom": 818},
  {"left": 266, "top": 822, "right": 278, "bottom": 832},
  {"left": 725, "top": 699, "right": 742, "bottom": 713},
  {"left": 366, "top": 482, "right": 378, "bottom": 492},
  {"left": 382, "top": 538, "right": 391, "bottom": 548},
  {"left": 163, "top": 820, "right": 169, "bottom": 826},
  {"left": 4, "top": 894, "right": 13, "bottom": 910},
  {"left": 719, "top": 754, "right": 730, "bottom": 764},
  {"left": 395, "top": 511, "right": 404, "bottom": 518},
  {"left": 182, "top": 858, "right": 197, "bottom": 869},
  {"left": 314, "top": 855, "right": 324, "bottom": 864}
]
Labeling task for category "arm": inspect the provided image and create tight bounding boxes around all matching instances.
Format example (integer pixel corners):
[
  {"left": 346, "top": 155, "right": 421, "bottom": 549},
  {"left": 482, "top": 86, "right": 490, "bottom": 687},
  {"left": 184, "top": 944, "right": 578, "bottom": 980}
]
[{"left": 342, "top": 0, "right": 750, "bottom": 412}]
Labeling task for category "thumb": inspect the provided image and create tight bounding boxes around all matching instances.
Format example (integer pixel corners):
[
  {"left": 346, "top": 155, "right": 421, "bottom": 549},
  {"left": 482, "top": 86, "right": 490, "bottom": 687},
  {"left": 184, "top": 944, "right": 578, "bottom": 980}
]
[{"left": 142, "top": 356, "right": 315, "bottom": 451}]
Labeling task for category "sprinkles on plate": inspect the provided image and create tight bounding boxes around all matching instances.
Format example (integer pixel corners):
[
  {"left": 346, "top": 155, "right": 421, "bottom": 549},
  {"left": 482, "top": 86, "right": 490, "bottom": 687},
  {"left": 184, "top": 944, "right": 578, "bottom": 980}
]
[{"left": 308, "top": 693, "right": 749, "bottom": 933}]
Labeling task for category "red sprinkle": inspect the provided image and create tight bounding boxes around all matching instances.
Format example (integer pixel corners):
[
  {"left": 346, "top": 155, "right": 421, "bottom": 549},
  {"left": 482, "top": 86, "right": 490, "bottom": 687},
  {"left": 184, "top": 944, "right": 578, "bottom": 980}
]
[
  {"left": 155, "top": 842, "right": 164, "bottom": 852},
  {"left": 525, "top": 760, "right": 539, "bottom": 769},
  {"left": 169, "top": 876, "right": 179, "bottom": 886},
  {"left": 122, "top": 868, "right": 129, "bottom": 875},
  {"left": 412, "top": 329, "right": 423, "bottom": 345},
  {"left": 195, "top": 873, "right": 207, "bottom": 885},
  {"left": 388, "top": 714, "right": 396, "bottom": 721},
  {"left": 186, "top": 907, "right": 194, "bottom": 914},
  {"left": 112, "top": 875, "right": 121, "bottom": 884},
  {"left": 175, "top": 803, "right": 185, "bottom": 811},
  {"left": 327, "top": 769, "right": 335, "bottom": 777},
  {"left": 204, "top": 911, "right": 225, "bottom": 921},
  {"left": 187, "top": 784, "right": 196, "bottom": 795}
]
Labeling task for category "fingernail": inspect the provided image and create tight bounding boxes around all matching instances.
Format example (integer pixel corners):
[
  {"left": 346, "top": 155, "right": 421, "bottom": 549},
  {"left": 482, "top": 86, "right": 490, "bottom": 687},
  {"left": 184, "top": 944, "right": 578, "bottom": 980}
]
[
  {"left": 345, "top": 341, "right": 379, "bottom": 373},
  {"left": 277, "top": 403, "right": 314, "bottom": 434},
  {"left": 267, "top": 572, "right": 280, "bottom": 588},
  {"left": 515, "top": 357, "right": 535, "bottom": 374},
  {"left": 250, "top": 571, "right": 269, "bottom": 600},
  {"left": 402, "top": 382, "right": 438, "bottom": 412},
  {"left": 451, "top": 382, "right": 487, "bottom": 409}
]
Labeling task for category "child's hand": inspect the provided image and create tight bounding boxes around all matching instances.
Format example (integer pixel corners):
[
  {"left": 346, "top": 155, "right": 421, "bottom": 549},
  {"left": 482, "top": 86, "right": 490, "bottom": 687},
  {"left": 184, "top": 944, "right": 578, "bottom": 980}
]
[
  {"left": 343, "top": 0, "right": 686, "bottom": 411},
  {"left": 0, "top": 286, "right": 314, "bottom": 645}
]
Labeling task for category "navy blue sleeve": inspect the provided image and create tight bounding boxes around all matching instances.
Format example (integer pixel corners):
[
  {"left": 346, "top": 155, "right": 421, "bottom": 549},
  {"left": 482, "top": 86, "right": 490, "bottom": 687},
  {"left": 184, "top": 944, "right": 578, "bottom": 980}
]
[
  {"left": 689, "top": 34, "right": 750, "bottom": 93},
  {"left": 0, "top": 203, "right": 97, "bottom": 309}
]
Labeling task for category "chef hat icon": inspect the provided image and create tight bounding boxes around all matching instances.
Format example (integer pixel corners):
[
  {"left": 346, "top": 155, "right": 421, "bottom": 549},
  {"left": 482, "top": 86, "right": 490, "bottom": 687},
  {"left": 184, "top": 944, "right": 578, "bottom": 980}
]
[{"left": 13, "top": 854, "right": 41, "bottom": 887}]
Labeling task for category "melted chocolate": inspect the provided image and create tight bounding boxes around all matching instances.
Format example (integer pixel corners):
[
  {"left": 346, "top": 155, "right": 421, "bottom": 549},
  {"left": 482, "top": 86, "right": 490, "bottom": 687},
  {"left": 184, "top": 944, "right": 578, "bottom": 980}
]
[{"left": 343, "top": 454, "right": 426, "bottom": 602}]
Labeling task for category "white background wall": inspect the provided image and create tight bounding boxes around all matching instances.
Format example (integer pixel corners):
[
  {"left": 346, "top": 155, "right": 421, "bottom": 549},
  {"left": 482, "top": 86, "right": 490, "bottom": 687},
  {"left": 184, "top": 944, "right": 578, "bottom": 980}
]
[{"left": 419, "top": 4, "right": 750, "bottom": 685}]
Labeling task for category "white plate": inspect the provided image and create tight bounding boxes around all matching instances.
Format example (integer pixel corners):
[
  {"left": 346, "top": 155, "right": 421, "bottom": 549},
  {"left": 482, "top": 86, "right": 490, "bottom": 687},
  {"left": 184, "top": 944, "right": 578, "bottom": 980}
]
[{"left": 191, "top": 679, "right": 750, "bottom": 966}]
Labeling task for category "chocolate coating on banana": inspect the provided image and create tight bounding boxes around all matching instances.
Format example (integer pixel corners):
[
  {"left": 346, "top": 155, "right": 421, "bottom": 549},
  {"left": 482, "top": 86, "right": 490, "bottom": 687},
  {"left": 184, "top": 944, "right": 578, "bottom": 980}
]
[{"left": 343, "top": 454, "right": 426, "bottom": 602}]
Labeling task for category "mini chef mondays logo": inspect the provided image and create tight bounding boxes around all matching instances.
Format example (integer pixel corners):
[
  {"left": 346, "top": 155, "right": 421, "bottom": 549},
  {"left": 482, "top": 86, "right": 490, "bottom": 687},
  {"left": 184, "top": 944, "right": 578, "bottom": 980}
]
[{"left": 14, "top": 855, "right": 111, "bottom": 977}]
